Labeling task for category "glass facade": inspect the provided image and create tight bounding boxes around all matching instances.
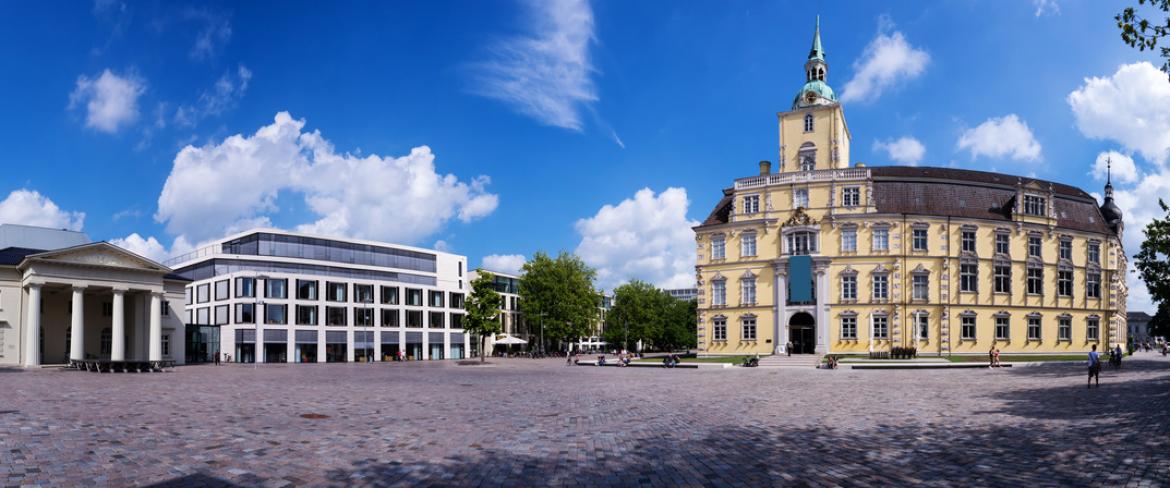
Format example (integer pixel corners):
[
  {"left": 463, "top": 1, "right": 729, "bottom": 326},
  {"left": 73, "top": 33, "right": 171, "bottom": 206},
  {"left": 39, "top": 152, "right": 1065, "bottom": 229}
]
[
  {"left": 220, "top": 232, "right": 436, "bottom": 272},
  {"left": 176, "top": 258, "right": 436, "bottom": 286}
]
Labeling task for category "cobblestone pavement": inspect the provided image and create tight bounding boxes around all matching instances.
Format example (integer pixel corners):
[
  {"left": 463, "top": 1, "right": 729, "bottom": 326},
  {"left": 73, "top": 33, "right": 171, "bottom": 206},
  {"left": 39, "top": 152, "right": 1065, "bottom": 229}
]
[{"left": 3, "top": 354, "right": 1170, "bottom": 487}]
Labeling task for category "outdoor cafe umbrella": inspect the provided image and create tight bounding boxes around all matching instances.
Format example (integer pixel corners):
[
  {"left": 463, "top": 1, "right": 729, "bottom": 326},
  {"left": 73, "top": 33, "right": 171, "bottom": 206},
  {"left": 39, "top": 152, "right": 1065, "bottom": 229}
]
[{"left": 494, "top": 334, "right": 528, "bottom": 355}]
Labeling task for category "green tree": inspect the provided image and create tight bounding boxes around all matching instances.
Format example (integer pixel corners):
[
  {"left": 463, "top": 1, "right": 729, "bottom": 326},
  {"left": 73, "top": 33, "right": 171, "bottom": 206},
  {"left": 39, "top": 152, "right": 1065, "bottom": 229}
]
[
  {"left": 604, "top": 280, "right": 666, "bottom": 351},
  {"left": 1117, "top": 0, "right": 1170, "bottom": 79},
  {"left": 1150, "top": 303, "right": 1170, "bottom": 340},
  {"left": 1135, "top": 199, "right": 1170, "bottom": 310},
  {"left": 464, "top": 271, "right": 503, "bottom": 362},
  {"left": 660, "top": 298, "right": 699, "bottom": 351},
  {"left": 518, "top": 252, "right": 599, "bottom": 352}
]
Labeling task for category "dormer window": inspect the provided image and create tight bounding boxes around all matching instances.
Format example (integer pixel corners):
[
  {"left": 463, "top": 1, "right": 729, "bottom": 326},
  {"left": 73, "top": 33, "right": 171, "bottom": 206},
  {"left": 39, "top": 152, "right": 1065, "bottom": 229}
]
[
  {"left": 804, "top": 113, "right": 814, "bottom": 132},
  {"left": 1024, "top": 194, "right": 1046, "bottom": 216}
]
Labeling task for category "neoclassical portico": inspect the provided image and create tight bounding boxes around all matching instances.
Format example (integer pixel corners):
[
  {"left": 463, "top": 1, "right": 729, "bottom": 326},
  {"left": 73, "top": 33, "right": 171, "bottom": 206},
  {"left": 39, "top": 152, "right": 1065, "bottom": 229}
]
[
  {"left": 772, "top": 255, "right": 831, "bottom": 355},
  {"left": 8, "top": 243, "right": 188, "bottom": 367}
]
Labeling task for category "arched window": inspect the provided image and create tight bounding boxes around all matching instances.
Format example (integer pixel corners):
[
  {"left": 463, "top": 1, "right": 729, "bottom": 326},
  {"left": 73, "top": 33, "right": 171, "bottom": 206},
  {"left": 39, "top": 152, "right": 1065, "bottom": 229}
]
[
  {"left": 804, "top": 113, "right": 814, "bottom": 132},
  {"left": 817, "top": 67, "right": 825, "bottom": 81}
]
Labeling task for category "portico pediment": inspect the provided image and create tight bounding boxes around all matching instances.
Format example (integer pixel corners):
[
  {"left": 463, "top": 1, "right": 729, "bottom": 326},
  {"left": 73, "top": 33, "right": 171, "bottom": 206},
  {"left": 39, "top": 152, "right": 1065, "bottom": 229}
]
[{"left": 22, "top": 242, "right": 171, "bottom": 273}]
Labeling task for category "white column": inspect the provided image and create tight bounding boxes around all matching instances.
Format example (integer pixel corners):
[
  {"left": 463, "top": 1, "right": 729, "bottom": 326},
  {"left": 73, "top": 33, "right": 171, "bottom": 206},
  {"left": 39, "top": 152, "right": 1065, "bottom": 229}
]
[
  {"left": 815, "top": 268, "right": 830, "bottom": 355},
  {"left": 346, "top": 329, "right": 355, "bottom": 362},
  {"left": 398, "top": 328, "right": 406, "bottom": 360},
  {"left": 775, "top": 270, "right": 788, "bottom": 355},
  {"left": 24, "top": 284, "right": 42, "bottom": 367},
  {"left": 111, "top": 289, "right": 126, "bottom": 361},
  {"left": 287, "top": 329, "right": 296, "bottom": 363},
  {"left": 70, "top": 285, "right": 86, "bottom": 362},
  {"left": 421, "top": 326, "right": 430, "bottom": 360},
  {"left": 149, "top": 292, "right": 162, "bottom": 361},
  {"left": 444, "top": 327, "right": 451, "bottom": 360}
]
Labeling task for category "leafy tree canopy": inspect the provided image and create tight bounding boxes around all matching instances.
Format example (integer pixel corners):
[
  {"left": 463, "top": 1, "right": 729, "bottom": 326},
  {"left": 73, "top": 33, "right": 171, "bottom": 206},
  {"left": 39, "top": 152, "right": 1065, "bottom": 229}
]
[
  {"left": 603, "top": 280, "right": 697, "bottom": 352},
  {"left": 1117, "top": 0, "right": 1170, "bottom": 79},
  {"left": 464, "top": 270, "right": 503, "bottom": 361},
  {"left": 518, "top": 251, "right": 599, "bottom": 350},
  {"left": 1135, "top": 199, "right": 1170, "bottom": 310}
]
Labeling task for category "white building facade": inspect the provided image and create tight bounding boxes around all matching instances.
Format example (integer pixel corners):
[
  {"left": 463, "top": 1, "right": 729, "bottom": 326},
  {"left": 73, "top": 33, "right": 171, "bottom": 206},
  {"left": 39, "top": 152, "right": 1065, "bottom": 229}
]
[
  {"left": 168, "top": 229, "right": 469, "bottom": 363},
  {"left": 0, "top": 224, "right": 187, "bottom": 367}
]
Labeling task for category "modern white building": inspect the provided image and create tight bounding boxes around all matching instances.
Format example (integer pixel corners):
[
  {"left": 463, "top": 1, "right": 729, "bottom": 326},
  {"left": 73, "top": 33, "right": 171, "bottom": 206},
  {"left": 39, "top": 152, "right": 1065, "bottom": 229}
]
[
  {"left": 0, "top": 224, "right": 188, "bottom": 367},
  {"left": 167, "top": 228, "right": 469, "bottom": 363},
  {"left": 663, "top": 288, "right": 698, "bottom": 302},
  {"left": 468, "top": 269, "right": 528, "bottom": 355}
]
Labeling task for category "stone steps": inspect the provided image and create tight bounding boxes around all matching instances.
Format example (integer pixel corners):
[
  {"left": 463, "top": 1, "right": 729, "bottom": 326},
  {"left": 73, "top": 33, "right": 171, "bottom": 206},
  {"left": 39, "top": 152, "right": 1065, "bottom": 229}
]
[{"left": 756, "top": 354, "right": 822, "bottom": 369}]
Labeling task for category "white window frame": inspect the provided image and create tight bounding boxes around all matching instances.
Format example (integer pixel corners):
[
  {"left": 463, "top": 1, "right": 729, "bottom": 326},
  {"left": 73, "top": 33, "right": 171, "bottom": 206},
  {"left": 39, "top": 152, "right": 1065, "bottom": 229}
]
[
  {"left": 916, "top": 313, "right": 929, "bottom": 341},
  {"left": 959, "top": 262, "right": 978, "bottom": 293},
  {"left": 740, "top": 279, "right": 756, "bottom": 305},
  {"left": 793, "top": 188, "right": 809, "bottom": 209},
  {"left": 872, "top": 227, "right": 889, "bottom": 252},
  {"left": 842, "top": 187, "right": 860, "bottom": 207},
  {"left": 872, "top": 274, "right": 889, "bottom": 300},
  {"left": 912, "top": 228, "right": 928, "bottom": 251},
  {"left": 995, "top": 316, "right": 1010, "bottom": 341},
  {"left": 840, "top": 275, "right": 857, "bottom": 301},
  {"left": 872, "top": 315, "right": 889, "bottom": 340},
  {"left": 1087, "top": 317, "right": 1100, "bottom": 341},
  {"left": 741, "top": 318, "right": 757, "bottom": 341},
  {"left": 711, "top": 236, "right": 726, "bottom": 260},
  {"left": 840, "top": 316, "right": 857, "bottom": 340},
  {"left": 912, "top": 273, "right": 929, "bottom": 301},
  {"left": 1086, "top": 272, "right": 1101, "bottom": 299},
  {"left": 803, "top": 113, "right": 814, "bottom": 132},
  {"left": 841, "top": 227, "right": 857, "bottom": 252},
  {"left": 961, "top": 230, "right": 976, "bottom": 253},
  {"left": 741, "top": 232, "right": 757, "bottom": 257},
  {"left": 1027, "top": 315, "right": 1042, "bottom": 341},
  {"left": 996, "top": 232, "right": 1011, "bottom": 255},
  {"left": 1024, "top": 194, "right": 1047, "bottom": 216},
  {"left": 1058, "top": 316, "right": 1072, "bottom": 341},
  {"left": 960, "top": 315, "right": 976, "bottom": 340},
  {"left": 712, "top": 280, "right": 726, "bottom": 306},
  {"left": 742, "top": 194, "right": 760, "bottom": 214},
  {"left": 712, "top": 318, "right": 727, "bottom": 341}
]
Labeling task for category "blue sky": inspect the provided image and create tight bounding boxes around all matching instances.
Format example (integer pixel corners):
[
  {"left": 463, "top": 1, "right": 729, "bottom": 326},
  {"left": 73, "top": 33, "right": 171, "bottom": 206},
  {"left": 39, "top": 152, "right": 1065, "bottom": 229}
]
[{"left": 0, "top": 0, "right": 1167, "bottom": 312}]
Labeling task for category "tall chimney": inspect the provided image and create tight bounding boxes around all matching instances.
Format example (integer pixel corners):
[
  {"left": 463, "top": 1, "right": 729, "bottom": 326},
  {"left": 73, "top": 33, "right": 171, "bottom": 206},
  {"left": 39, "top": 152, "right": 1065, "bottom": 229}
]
[{"left": 759, "top": 160, "right": 772, "bottom": 176}]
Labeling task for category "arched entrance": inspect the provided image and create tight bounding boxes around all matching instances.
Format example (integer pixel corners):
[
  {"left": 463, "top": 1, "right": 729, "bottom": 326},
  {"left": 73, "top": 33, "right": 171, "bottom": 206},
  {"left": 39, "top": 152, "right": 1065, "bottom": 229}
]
[{"left": 789, "top": 312, "right": 816, "bottom": 354}]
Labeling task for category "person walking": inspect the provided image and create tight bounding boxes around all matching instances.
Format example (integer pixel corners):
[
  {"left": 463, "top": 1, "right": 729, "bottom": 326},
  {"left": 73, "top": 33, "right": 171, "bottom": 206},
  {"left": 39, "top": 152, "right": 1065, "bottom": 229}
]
[
  {"left": 214, "top": 351, "right": 221, "bottom": 366},
  {"left": 1088, "top": 344, "right": 1101, "bottom": 388},
  {"left": 988, "top": 345, "right": 995, "bottom": 368},
  {"left": 786, "top": 341, "right": 793, "bottom": 357}
]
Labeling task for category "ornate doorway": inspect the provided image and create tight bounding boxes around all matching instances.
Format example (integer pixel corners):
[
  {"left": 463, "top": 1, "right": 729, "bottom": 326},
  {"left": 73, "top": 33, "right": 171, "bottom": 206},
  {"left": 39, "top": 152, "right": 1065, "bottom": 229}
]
[{"left": 789, "top": 312, "right": 816, "bottom": 354}]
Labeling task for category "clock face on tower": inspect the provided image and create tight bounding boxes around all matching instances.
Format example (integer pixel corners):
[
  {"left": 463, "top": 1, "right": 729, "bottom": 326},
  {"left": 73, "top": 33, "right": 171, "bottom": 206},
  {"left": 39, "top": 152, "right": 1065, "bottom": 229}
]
[{"left": 805, "top": 91, "right": 817, "bottom": 104}]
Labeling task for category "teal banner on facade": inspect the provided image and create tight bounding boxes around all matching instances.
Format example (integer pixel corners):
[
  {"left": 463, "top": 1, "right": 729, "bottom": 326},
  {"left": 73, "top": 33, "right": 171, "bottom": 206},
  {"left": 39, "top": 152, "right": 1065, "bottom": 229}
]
[{"left": 789, "top": 255, "right": 813, "bottom": 302}]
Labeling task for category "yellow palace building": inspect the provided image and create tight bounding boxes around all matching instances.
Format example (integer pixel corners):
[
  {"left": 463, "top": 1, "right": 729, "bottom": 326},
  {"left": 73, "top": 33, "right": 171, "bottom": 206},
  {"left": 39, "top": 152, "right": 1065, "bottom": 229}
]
[{"left": 694, "top": 21, "right": 1127, "bottom": 357}]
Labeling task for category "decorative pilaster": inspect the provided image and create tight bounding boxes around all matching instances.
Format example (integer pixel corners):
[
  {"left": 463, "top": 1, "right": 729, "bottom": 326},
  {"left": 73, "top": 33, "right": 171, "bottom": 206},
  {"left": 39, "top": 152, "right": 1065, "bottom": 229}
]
[{"left": 149, "top": 292, "right": 163, "bottom": 362}]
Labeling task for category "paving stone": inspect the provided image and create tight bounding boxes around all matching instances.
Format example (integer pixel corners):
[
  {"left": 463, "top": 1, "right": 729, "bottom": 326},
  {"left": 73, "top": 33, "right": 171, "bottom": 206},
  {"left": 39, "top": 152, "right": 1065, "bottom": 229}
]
[{"left": 1, "top": 356, "right": 1169, "bottom": 486}]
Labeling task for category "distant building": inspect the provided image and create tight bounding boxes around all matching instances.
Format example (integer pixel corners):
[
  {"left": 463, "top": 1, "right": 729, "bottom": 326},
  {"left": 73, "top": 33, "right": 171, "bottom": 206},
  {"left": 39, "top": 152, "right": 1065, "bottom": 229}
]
[
  {"left": 468, "top": 269, "right": 528, "bottom": 355},
  {"left": 663, "top": 288, "right": 698, "bottom": 301},
  {"left": 1128, "top": 311, "right": 1153, "bottom": 344}
]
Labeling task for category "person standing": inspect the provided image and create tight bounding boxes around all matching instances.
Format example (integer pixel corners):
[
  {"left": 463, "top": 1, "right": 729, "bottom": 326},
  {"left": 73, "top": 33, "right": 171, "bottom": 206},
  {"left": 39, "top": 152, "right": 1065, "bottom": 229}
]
[
  {"left": 786, "top": 341, "right": 793, "bottom": 357},
  {"left": 1114, "top": 344, "right": 1124, "bottom": 369},
  {"left": 988, "top": 345, "right": 995, "bottom": 368},
  {"left": 214, "top": 351, "right": 221, "bottom": 366},
  {"left": 1088, "top": 344, "right": 1101, "bottom": 388}
]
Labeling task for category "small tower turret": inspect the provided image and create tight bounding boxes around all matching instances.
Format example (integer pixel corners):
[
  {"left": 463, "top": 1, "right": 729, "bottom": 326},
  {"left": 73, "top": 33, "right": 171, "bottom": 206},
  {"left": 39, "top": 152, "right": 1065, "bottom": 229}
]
[{"left": 1099, "top": 157, "right": 1124, "bottom": 236}]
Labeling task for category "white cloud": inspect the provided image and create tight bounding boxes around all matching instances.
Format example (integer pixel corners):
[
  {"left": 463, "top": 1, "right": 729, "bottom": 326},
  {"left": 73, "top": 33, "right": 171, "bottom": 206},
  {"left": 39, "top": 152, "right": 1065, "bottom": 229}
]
[
  {"left": 155, "top": 112, "right": 498, "bottom": 246},
  {"left": 1091, "top": 151, "right": 1139, "bottom": 184},
  {"left": 471, "top": 0, "right": 597, "bottom": 131},
  {"left": 956, "top": 114, "right": 1042, "bottom": 162},
  {"left": 482, "top": 254, "right": 527, "bottom": 276},
  {"left": 186, "top": 8, "right": 232, "bottom": 61},
  {"left": 574, "top": 187, "right": 699, "bottom": 291},
  {"left": 0, "top": 189, "right": 85, "bottom": 231},
  {"left": 110, "top": 233, "right": 169, "bottom": 262},
  {"left": 175, "top": 65, "right": 251, "bottom": 127},
  {"left": 872, "top": 137, "right": 925, "bottom": 165},
  {"left": 841, "top": 23, "right": 929, "bottom": 104},
  {"left": 68, "top": 69, "right": 146, "bottom": 133},
  {"left": 1068, "top": 62, "right": 1170, "bottom": 165},
  {"left": 1033, "top": 0, "right": 1059, "bottom": 17},
  {"left": 1098, "top": 166, "right": 1170, "bottom": 313}
]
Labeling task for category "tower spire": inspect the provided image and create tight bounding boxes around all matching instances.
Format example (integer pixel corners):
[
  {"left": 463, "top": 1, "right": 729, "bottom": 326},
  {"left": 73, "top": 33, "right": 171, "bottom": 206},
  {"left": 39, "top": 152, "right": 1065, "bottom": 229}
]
[
  {"left": 1105, "top": 156, "right": 1114, "bottom": 197},
  {"left": 808, "top": 16, "right": 825, "bottom": 61}
]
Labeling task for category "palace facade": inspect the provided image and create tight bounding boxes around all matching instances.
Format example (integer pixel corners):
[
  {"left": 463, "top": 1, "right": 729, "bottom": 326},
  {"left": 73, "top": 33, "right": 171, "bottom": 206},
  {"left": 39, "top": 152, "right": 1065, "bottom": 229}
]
[{"left": 694, "top": 22, "right": 1127, "bottom": 357}]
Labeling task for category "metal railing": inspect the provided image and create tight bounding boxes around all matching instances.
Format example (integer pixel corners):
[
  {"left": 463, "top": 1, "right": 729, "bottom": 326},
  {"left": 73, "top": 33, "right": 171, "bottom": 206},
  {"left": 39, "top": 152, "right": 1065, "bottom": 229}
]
[{"left": 163, "top": 244, "right": 223, "bottom": 267}]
